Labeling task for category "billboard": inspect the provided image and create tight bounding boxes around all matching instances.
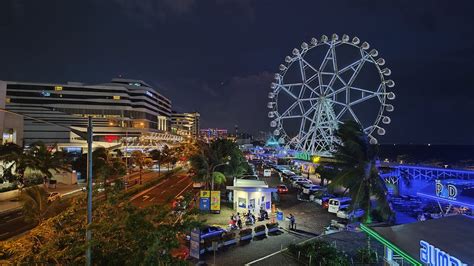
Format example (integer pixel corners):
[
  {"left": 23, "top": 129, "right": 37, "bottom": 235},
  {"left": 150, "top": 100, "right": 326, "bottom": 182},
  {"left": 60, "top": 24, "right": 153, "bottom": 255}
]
[{"left": 210, "top": 191, "right": 221, "bottom": 212}]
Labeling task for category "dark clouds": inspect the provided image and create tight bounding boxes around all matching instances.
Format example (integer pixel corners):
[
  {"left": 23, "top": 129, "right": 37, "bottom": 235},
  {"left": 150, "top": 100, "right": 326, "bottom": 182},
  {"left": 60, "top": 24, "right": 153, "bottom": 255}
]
[{"left": 0, "top": 0, "right": 474, "bottom": 144}]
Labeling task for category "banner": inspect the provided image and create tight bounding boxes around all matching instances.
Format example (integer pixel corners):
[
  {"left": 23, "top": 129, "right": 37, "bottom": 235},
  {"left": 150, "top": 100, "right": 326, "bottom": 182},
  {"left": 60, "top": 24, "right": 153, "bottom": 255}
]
[
  {"left": 199, "top": 198, "right": 210, "bottom": 211},
  {"left": 200, "top": 190, "right": 210, "bottom": 198},
  {"left": 189, "top": 228, "right": 200, "bottom": 259},
  {"left": 210, "top": 191, "right": 221, "bottom": 211}
]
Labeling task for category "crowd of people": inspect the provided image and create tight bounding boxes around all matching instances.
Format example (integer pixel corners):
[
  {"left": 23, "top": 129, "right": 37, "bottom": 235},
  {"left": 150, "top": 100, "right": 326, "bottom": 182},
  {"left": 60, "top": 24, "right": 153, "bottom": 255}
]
[{"left": 228, "top": 209, "right": 272, "bottom": 230}]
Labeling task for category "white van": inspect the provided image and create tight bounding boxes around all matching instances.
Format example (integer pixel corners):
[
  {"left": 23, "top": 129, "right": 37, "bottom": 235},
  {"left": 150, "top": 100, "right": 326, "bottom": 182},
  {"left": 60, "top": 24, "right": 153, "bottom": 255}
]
[
  {"left": 263, "top": 169, "right": 272, "bottom": 177},
  {"left": 328, "top": 197, "right": 352, "bottom": 214}
]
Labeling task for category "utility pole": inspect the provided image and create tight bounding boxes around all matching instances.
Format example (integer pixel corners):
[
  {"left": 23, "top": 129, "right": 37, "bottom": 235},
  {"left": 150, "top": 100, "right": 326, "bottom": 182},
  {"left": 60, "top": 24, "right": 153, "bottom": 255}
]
[{"left": 86, "top": 116, "right": 93, "bottom": 266}]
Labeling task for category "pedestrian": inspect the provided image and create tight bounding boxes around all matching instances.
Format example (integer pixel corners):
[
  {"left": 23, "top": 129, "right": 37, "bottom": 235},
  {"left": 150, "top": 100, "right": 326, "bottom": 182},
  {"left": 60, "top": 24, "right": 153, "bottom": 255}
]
[
  {"left": 236, "top": 212, "right": 242, "bottom": 229},
  {"left": 287, "top": 213, "right": 296, "bottom": 230}
]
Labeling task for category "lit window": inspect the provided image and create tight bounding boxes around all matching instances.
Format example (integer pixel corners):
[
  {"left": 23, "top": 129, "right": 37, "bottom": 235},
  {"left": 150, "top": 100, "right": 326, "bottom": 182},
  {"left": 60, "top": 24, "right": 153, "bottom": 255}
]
[
  {"left": 113, "top": 96, "right": 121, "bottom": 100},
  {"left": 5, "top": 98, "right": 10, "bottom": 103},
  {"left": 55, "top": 86, "right": 63, "bottom": 91},
  {"left": 41, "top": 91, "right": 51, "bottom": 97}
]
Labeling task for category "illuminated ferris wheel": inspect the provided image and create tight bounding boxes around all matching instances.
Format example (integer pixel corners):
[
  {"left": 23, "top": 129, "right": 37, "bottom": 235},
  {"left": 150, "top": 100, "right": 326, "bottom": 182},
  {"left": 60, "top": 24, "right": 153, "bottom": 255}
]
[{"left": 267, "top": 34, "right": 396, "bottom": 157}]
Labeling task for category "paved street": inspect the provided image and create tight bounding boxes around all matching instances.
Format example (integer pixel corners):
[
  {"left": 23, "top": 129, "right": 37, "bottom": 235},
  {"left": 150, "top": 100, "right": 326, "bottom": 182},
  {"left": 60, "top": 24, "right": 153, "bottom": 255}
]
[{"left": 130, "top": 173, "right": 193, "bottom": 208}]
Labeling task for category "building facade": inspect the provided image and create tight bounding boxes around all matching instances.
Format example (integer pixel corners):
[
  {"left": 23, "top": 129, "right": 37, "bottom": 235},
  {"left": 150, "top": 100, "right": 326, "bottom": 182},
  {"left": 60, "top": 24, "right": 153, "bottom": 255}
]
[
  {"left": 170, "top": 112, "right": 200, "bottom": 139},
  {"left": 1, "top": 78, "right": 172, "bottom": 146},
  {"left": 199, "top": 128, "right": 228, "bottom": 142},
  {"left": 0, "top": 81, "right": 24, "bottom": 146}
]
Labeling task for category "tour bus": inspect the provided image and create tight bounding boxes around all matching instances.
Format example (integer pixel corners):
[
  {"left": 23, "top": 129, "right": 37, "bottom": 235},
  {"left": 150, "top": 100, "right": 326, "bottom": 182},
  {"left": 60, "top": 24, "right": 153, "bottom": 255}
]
[{"left": 328, "top": 197, "right": 352, "bottom": 214}]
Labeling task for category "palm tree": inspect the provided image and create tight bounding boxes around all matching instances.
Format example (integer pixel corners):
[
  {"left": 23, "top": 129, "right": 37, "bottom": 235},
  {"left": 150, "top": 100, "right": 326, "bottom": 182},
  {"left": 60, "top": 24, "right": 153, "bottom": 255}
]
[
  {"left": 28, "top": 142, "right": 71, "bottom": 185},
  {"left": 329, "top": 121, "right": 393, "bottom": 224},
  {"left": 20, "top": 186, "right": 58, "bottom": 224},
  {"left": 189, "top": 139, "right": 239, "bottom": 189},
  {"left": 131, "top": 150, "right": 146, "bottom": 185},
  {"left": 0, "top": 143, "right": 36, "bottom": 185},
  {"left": 150, "top": 149, "right": 164, "bottom": 175}
]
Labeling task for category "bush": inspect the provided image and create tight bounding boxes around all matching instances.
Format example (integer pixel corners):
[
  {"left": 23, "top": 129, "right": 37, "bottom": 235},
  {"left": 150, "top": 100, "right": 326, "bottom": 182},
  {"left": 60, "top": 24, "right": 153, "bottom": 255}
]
[
  {"left": 287, "top": 240, "right": 349, "bottom": 266},
  {"left": 355, "top": 247, "right": 378, "bottom": 264},
  {"left": 266, "top": 222, "right": 278, "bottom": 229},
  {"left": 222, "top": 232, "right": 236, "bottom": 241},
  {"left": 239, "top": 228, "right": 252, "bottom": 237},
  {"left": 254, "top": 225, "right": 266, "bottom": 233}
]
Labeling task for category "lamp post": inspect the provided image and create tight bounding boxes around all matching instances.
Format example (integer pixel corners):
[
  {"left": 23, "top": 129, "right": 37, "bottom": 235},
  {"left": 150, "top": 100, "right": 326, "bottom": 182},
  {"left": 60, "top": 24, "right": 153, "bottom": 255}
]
[
  {"left": 210, "top": 160, "right": 230, "bottom": 191},
  {"left": 0, "top": 108, "right": 93, "bottom": 265}
]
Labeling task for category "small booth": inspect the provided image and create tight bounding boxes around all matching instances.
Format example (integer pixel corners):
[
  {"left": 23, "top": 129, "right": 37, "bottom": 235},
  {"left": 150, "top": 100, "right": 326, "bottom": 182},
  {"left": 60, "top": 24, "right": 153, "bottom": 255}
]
[
  {"left": 361, "top": 215, "right": 474, "bottom": 265},
  {"left": 417, "top": 179, "right": 474, "bottom": 216},
  {"left": 226, "top": 178, "right": 277, "bottom": 215}
]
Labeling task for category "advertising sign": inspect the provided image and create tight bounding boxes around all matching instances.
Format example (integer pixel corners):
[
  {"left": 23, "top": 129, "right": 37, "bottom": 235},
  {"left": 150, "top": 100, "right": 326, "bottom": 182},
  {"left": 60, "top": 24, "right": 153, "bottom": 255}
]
[
  {"left": 420, "top": 240, "right": 465, "bottom": 266},
  {"left": 199, "top": 197, "right": 210, "bottom": 211},
  {"left": 435, "top": 180, "right": 458, "bottom": 200},
  {"left": 210, "top": 191, "right": 221, "bottom": 212},
  {"left": 190, "top": 228, "right": 200, "bottom": 259},
  {"left": 200, "top": 190, "right": 210, "bottom": 198}
]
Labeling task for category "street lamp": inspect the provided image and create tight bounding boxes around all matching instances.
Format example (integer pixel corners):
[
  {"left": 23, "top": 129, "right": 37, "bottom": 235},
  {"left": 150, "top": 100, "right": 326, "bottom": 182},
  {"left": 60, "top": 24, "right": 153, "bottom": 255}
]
[
  {"left": 0, "top": 108, "right": 94, "bottom": 266},
  {"left": 210, "top": 156, "right": 231, "bottom": 191}
]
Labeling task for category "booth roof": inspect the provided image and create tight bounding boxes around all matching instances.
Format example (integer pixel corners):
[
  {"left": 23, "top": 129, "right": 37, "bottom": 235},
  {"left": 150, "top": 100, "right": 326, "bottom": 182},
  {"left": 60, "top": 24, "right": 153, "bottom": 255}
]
[
  {"left": 225, "top": 186, "right": 277, "bottom": 192},
  {"left": 370, "top": 215, "right": 474, "bottom": 265}
]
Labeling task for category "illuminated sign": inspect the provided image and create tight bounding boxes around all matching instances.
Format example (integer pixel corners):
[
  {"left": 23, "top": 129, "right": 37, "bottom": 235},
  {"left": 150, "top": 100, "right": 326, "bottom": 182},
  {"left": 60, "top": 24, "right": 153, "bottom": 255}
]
[
  {"left": 210, "top": 191, "right": 220, "bottom": 211},
  {"left": 435, "top": 180, "right": 458, "bottom": 200},
  {"left": 295, "top": 152, "right": 311, "bottom": 161},
  {"left": 200, "top": 190, "right": 210, "bottom": 198},
  {"left": 420, "top": 240, "right": 466, "bottom": 266},
  {"left": 54, "top": 86, "right": 63, "bottom": 91},
  {"left": 113, "top": 95, "right": 121, "bottom": 100}
]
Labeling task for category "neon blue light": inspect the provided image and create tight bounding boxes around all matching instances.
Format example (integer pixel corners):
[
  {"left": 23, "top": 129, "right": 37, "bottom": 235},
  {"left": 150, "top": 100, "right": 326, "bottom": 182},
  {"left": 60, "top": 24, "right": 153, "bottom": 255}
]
[
  {"left": 416, "top": 192, "right": 474, "bottom": 209},
  {"left": 395, "top": 165, "right": 474, "bottom": 175},
  {"left": 435, "top": 180, "right": 458, "bottom": 200},
  {"left": 420, "top": 240, "right": 466, "bottom": 266}
]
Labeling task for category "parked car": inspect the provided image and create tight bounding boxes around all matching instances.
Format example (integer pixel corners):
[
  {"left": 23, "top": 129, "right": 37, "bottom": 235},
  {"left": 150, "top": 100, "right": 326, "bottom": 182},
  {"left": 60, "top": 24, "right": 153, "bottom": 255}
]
[
  {"left": 287, "top": 175, "right": 301, "bottom": 182},
  {"left": 295, "top": 179, "right": 313, "bottom": 189},
  {"left": 301, "top": 184, "right": 321, "bottom": 194},
  {"left": 336, "top": 207, "right": 365, "bottom": 220},
  {"left": 171, "top": 234, "right": 190, "bottom": 260},
  {"left": 200, "top": 226, "right": 226, "bottom": 240},
  {"left": 282, "top": 169, "right": 295, "bottom": 176},
  {"left": 276, "top": 184, "right": 288, "bottom": 194},
  {"left": 291, "top": 177, "right": 309, "bottom": 186},
  {"left": 47, "top": 192, "right": 61, "bottom": 202},
  {"left": 313, "top": 191, "right": 335, "bottom": 205},
  {"left": 328, "top": 197, "right": 352, "bottom": 214}
]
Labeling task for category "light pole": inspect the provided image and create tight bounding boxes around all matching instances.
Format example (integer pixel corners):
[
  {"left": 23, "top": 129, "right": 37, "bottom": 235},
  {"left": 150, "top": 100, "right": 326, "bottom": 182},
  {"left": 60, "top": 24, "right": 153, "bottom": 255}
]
[
  {"left": 210, "top": 160, "right": 230, "bottom": 191},
  {"left": 0, "top": 108, "right": 94, "bottom": 265}
]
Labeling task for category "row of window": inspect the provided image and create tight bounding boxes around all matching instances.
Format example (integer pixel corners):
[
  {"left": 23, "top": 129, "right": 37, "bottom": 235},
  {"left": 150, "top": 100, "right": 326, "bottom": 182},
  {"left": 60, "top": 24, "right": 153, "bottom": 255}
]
[{"left": 7, "top": 83, "right": 171, "bottom": 106}]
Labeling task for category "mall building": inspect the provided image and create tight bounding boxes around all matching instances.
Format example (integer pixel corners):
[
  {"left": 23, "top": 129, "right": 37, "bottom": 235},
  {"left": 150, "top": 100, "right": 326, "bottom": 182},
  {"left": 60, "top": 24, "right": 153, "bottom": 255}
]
[
  {"left": 0, "top": 78, "right": 173, "bottom": 150},
  {"left": 170, "top": 112, "right": 200, "bottom": 139}
]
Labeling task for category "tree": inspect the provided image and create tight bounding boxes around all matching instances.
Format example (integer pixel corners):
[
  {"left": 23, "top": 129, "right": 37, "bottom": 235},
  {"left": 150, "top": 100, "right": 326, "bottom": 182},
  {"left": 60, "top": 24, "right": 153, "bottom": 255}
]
[
  {"left": 212, "top": 171, "right": 226, "bottom": 188},
  {"left": 189, "top": 140, "right": 232, "bottom": 188},
  {"left": 150, "top": 149, "right": 163, "bottom": 174},
  {"left": 28, "top": 142, "right": 71, "bottom": 185},
  {"left": 315, "top": 164, "right": 338, "bottom": 187},
  {"left": 329, "top": 121, "right": 393, "bottom": 224},
  {"left": 131, "top": 151, "right": 146, "bottom": 185},
  {"left": 1, "top": 194, "right": 201, "bottom": 264},
  {"left": 20, "top": 186, "right": 59, "bottom": 224},
  {"left": 0, "top": 143, "right": 36, "bottom": 185}
]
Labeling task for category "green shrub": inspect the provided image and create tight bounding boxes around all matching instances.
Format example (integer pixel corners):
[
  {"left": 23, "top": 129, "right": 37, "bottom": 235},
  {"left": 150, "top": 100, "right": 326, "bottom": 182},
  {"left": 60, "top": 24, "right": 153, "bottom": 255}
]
[
  {"left": 355, "top": 247, "right": 378, "bottom": 264},
  {"left": 254, "top": 225, "right": 266, "bottom": 233},
  {"left": 266, "top": 222, "right": 278, "bottom": 229},
  {"left": 239, "top": 228, "right": 252, "bottom": 236},
  {"left": 287, "top": 240, "right": 350, "bottom": 266}
]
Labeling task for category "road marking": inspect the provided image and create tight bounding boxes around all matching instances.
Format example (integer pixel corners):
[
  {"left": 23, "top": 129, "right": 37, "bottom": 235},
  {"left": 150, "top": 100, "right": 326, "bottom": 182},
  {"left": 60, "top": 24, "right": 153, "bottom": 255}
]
[
  {"left": 161, "top": 191, "right": 166, "bottom": 194},
  {"left": 142, "top": 195, "right": 150, "bottom": 201},
  {"left": 149, "top": 197, "right": 155, "bottom": 202},
  {"left": 175, "top": 182, "right": 193, "bottom": 198}
]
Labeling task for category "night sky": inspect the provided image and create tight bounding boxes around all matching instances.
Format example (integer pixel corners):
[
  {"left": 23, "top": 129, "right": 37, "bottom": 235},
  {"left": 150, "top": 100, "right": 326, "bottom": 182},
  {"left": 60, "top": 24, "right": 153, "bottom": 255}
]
[{"left": 1, "top": 0, "right": 473, "bottom": 144}]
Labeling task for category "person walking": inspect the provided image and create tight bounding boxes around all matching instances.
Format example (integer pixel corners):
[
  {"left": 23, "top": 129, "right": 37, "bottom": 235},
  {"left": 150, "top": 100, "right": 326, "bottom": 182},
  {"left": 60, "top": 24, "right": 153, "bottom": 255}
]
[
  {"left": 236, "top": 212, "right": 242, "bottom": 229},
  {"left": 287, "top": 213, "right": 296, "bottom": 230}
]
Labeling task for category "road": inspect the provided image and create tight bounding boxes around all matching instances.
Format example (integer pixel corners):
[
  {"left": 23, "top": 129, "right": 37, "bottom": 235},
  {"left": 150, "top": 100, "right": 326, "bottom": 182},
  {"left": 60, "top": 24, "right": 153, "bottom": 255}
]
[
  {"left": 0, "top": 170, "right": 169, "bottom": 241},
  {"left": 130, "top": 173, "right": 193, "bottom": 209}
]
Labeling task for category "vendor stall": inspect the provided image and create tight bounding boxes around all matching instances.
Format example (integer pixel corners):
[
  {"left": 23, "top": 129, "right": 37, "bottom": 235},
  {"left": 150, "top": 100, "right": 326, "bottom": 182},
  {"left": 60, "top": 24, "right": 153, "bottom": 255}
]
[{"left": 226, "top": 178, "right": 277, "bottom": 215}]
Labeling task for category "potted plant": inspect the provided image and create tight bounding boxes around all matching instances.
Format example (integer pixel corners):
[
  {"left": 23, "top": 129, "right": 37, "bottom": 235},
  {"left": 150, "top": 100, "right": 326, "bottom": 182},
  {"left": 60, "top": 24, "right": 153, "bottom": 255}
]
[
  {"left": 266, "top": 222, "right": 279, "bottom": 233},
  {"left": 239, "top": 228, "right": 253, "bottom": 242},
  {"left": 222, "top": 231, "right": 237, "bottom": 246},
  {"left": 254, "top": 224, "right": 266, "bottom": 238}
]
